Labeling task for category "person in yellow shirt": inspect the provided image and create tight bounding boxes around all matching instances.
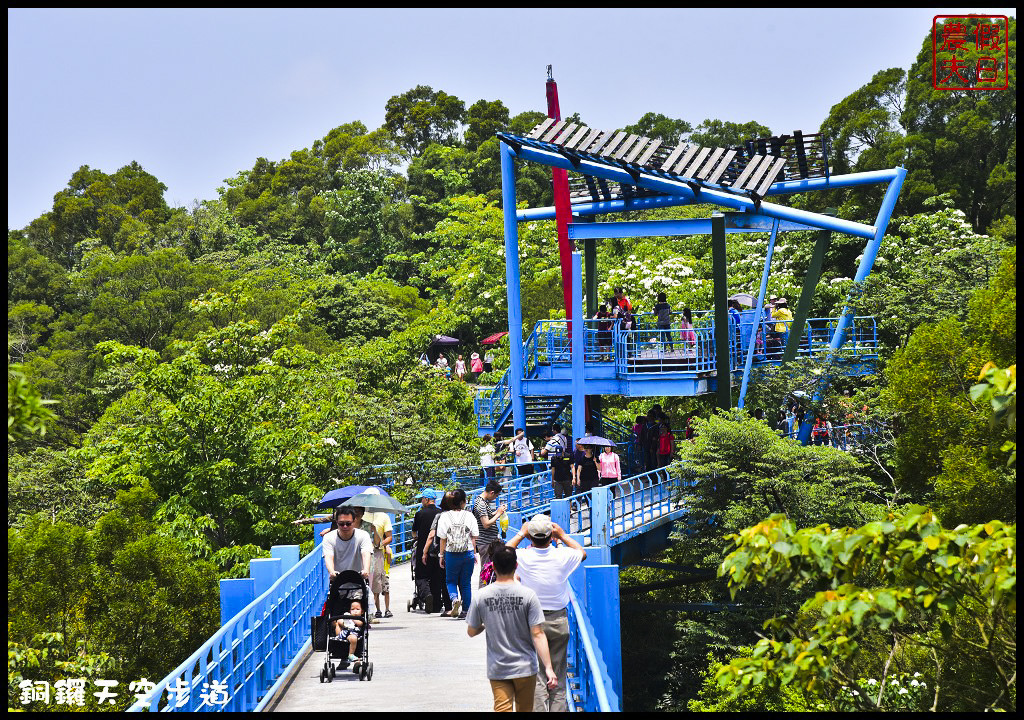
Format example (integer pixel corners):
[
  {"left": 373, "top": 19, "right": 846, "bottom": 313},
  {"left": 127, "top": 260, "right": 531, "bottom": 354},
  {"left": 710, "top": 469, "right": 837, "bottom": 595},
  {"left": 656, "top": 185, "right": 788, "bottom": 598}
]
[{"left": 770, "top": 298, "right": 794, "bottom": 356}]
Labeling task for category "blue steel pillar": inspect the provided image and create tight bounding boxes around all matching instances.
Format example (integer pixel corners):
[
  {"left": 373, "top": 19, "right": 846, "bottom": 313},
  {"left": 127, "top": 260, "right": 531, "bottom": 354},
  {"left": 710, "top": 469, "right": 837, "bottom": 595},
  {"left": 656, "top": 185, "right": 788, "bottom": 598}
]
[
  {"left": 571, "top": 252, "right": 586, "bottom": 444},
  {"left": 738, "top": 219, "right": 779, "bottom": 409},
  {"left": 501, "top": 142, "right": 527, "bottom": 432},
  {"left": 799, "top": 167, "right": 907, "bottom": 444}
]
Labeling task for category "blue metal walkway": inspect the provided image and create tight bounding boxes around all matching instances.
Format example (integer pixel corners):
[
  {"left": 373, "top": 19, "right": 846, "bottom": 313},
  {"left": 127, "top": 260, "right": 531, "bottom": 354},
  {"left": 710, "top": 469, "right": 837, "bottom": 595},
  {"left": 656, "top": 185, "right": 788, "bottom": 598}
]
[{"left": 127, "top": 463, "right": 688, "bottom": 712}]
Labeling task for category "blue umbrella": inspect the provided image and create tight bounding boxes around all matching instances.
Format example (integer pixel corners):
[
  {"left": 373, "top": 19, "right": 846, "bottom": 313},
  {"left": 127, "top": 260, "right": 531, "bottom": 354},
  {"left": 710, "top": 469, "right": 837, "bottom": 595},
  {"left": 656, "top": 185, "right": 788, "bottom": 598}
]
[
  {"left": 318, "top": 485, "right": 391, "bottom": 509},
  {"left": 577, "top": 435, "right": 617, "bottom": 447}
]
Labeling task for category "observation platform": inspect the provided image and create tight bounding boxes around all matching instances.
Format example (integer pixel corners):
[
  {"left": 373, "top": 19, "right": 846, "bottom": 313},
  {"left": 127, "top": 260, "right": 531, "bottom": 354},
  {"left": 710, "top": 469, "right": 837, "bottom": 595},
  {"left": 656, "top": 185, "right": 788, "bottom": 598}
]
[{"left": 476, "top": 312, "right": 878, "bottom": 436}]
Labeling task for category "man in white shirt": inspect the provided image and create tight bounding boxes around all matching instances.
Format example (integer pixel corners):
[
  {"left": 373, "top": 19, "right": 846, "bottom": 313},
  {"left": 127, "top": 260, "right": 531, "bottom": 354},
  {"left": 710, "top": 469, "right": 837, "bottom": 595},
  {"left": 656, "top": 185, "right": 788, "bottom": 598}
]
[
  {"left": 322, "top": 506, "right": 373, "bottom": 580},
  {"left": 506, "top": 514, "right": 586, "bottom": 712}
]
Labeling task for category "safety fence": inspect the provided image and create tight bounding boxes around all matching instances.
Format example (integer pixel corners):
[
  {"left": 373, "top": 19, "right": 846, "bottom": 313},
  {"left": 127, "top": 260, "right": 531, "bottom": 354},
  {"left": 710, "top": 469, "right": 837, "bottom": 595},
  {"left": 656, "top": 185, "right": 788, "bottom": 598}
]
[{"left": 127, "top": 547, "right": 326, "bottom": 712}]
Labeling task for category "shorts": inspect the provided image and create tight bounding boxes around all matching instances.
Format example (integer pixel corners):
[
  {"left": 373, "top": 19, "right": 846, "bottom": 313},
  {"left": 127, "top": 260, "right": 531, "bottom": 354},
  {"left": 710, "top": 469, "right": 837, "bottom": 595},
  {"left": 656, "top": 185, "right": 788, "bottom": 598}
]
[{"left": 370, "top": 550, "right": 390, "bottom": 595}]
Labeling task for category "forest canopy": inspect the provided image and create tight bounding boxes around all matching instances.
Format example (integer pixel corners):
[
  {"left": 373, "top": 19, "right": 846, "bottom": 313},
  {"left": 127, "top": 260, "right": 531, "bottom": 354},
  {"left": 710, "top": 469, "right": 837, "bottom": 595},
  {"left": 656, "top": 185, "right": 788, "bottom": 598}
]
[{"left": 8, "top": 16, "right": 1016, "bottom": 713}]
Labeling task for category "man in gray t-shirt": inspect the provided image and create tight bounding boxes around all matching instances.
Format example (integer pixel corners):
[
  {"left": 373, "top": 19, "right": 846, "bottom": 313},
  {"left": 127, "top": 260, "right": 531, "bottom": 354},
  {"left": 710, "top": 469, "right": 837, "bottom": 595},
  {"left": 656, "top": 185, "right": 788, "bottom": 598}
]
[{"left": 467, "top": 545, "right": 557, "bottom": 712}]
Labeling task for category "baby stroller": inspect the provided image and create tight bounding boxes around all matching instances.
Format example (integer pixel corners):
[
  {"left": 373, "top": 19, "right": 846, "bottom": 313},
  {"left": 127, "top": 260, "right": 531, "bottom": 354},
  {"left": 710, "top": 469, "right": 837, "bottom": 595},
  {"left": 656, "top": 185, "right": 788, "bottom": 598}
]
[
  {"left": 311, "top": 570, "right": 373, "bottom": 682},
  {"left": 407, "top": 559, "right": 433, "bottom": 613}
]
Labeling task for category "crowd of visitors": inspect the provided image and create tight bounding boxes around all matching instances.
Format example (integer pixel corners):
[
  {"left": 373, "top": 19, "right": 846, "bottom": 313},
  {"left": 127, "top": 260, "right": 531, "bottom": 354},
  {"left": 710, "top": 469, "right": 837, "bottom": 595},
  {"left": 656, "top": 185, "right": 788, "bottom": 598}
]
[{"left": 422, "top": 348, "right": 494, "bottom": 383}]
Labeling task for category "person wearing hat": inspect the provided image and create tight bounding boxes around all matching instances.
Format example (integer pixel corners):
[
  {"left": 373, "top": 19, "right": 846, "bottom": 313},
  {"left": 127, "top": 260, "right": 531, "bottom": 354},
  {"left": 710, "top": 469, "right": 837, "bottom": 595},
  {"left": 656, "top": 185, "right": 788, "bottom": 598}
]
[
  {"left": 412, "top": 489, "right": 442, "bottom": 613},
  {"left": 770, "top": 297, "right": 793, "bottom": 356},
  {"left": 507, "top": 515, "right": 587, "bottom": 712}
]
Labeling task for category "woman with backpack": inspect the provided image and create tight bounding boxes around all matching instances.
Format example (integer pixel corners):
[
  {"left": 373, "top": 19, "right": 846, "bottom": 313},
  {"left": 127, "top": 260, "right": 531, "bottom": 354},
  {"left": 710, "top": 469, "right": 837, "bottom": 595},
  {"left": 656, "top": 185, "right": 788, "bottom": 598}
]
[
  {"left": 437, "top": 489, "right": 479, "bottom": 620},
  {"left": 423, "top": 492, "right": 455, "bottom": 616}
]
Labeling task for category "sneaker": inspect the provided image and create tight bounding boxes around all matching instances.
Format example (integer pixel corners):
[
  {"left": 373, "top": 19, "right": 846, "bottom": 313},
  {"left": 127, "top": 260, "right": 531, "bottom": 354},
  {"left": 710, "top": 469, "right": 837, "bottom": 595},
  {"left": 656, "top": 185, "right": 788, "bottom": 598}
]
[
  {"left": 457, "top": 611, "right": 467, "bottom": 620},
  {"left": 374, "top": 610, "right": 382, "bottom": 619},
  {"left": 383, "top": 609, "right": 393, "bottom": 618},
  {"left": 450, "top": 599, "right": 461, "bottom": 617},
  {"left": 348, "top": 654, "right": 358, "bottom": 663}
]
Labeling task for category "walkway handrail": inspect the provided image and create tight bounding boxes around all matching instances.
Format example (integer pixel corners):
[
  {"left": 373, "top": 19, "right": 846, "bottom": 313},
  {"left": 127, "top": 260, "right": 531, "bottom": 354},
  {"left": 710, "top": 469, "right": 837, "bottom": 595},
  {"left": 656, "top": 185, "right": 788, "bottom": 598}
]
[
  {"left": 567, "top": 584, "right": 615, "bottom": 712},
  {"left": 127, "top": 545, "right": 325, "bottom": 712}
]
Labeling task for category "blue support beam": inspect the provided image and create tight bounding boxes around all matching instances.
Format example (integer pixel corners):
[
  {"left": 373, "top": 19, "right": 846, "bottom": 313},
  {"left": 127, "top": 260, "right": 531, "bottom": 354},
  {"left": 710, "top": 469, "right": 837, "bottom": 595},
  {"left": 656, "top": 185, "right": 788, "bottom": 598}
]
[
  {"left": 571, "top": 252, "right": 586, "bottom": 444},
  {"left": 508, "top": 142, "right": 888, "bottom": 240},
  {"left": 738, "top": 219, "right": 779, "bottom": 409},
  {"left": 501, "top": 142, "right": 527, "bottom": 432},
  {"left": 517, "top": 168, "right": 903, "bottom": 222},
  {"left": 567, "top": 215, "right": 821, "bottom": 241},
  {"left": 799, "top": 167, "right": 908, "bottom": 444}
]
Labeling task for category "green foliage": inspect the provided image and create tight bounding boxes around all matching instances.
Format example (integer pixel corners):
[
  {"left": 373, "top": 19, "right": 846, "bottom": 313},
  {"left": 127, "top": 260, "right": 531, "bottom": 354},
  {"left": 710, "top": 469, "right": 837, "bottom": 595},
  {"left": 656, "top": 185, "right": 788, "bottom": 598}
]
[
  {"left": 7, "top": 446, "right": 111, "bottom": 527},
  {"left": 852, "top": 200, "right": 1011, "bottom": 355},
  {"left": 689, "top": 119, "right": 772, "bottom": 148},
  {"left": 688, "top": 649, "right": 818, "bottom": 711},
  {"left": 623, "top": 112, "right": 692, "bottom": 145},
  {"left": 970, "top": 363, "right": 1017, "bottom": 467},
  {"left": 384, "top": 84, "right": 466, "bottom": 157},
  {"left": 8, "top": 361, "right": 58, "bottom": 443},
  {"left": 8, "top": 490, "right": 219, "bottom": 710},
  {"left": 716, "top": 508, "right": 1016, "bottom": 712},
  {"left": 678, "top": 411, "right": 879, "bottom": 562}
]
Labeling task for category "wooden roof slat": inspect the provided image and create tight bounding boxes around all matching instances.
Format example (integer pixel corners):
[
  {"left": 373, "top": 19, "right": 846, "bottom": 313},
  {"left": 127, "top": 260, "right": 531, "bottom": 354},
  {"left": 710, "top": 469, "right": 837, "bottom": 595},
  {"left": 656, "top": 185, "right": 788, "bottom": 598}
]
[
  {"left": 600, "top": 131, "right": 629, "bottom": 158},
  {"left": 540, "top": 120, "right": 568, "bottom": 143},
  {"left": 670, "top": 145, "right": 700, "bottom": 175},
  {"left": 528, "top": 118, "right": 555, "bottom": 139},
  {"left": 740, "top": 155, "right": 775, "bottom": 192},
  {"left": 705, "top": 149, "right": 737, "bottom": 185},
  {"left": 563, "top": 125, "right": 592, "bottom": 150},
  {"left": 659, "top": 143, "right": 688, "bottom": 172},
  {"left": 623, "top": 136, "right": 650, "bottom": 163},
  {"left": 731, "top": 155, "right": 765, "bottom": 190},
  {"left": 754, "top": 157, "right": 789, "bottom": 196},
  {"left": 678, "top": 146, "right": 710, "bottom": 176},
  {"left": 696, "top": 148, "right": 725, "bottom": 180},
  {"left": 586, "top": 131, "right": 615, "bottom": 155},
  {"left": 635, "top": 138, "right": 662, "bottom": 166},
  {"left": 613, "top": 134, "right": 640, "bottom": 160},
  {"left": 552, "top": 122, "right": 579, "bottom": 146}
]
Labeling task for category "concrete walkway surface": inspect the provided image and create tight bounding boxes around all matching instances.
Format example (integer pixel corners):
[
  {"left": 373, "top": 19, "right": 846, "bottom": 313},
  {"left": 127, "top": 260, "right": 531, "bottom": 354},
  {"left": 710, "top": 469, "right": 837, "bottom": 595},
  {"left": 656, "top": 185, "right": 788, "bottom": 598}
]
[{"left": 270, "top": 560, "right": 494, "bottom": 712}]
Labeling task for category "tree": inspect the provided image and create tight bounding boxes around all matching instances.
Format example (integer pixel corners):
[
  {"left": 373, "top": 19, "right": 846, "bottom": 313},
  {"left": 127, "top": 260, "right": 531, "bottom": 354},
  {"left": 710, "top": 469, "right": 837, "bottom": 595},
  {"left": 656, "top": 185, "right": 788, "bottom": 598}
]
[
  {"left": 464, "top": 98, "right": 510, "bottom": 151},
  {"left": 715, "top": 508, "right": 1016, "bottom": 712},
  {"left": 384, "top": 85, "right": 466, "bottom": 156},
  {"left": 623, "top": 112, "right": 692, "bottom": 146},
  {"left": 678, "top": 411, "right": 879, "bottom": 565},
  {"left": 689, "top": 119, "right": 772, "bottom": 148}
]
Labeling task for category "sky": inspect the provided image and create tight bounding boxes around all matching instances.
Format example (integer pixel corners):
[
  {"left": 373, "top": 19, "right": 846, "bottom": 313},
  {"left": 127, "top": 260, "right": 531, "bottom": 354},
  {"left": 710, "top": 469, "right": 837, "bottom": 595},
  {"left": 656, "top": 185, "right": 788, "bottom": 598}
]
[{"left": 7, "top": 8, "right": 1015, "bottom": 230}]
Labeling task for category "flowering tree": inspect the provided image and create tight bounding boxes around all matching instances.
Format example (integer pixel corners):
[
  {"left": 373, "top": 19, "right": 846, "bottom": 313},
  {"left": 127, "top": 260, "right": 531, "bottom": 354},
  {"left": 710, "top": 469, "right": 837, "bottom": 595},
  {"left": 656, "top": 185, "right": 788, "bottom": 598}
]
[{"left": 714, "top": 507, "right": 1016, "bottom": 712}]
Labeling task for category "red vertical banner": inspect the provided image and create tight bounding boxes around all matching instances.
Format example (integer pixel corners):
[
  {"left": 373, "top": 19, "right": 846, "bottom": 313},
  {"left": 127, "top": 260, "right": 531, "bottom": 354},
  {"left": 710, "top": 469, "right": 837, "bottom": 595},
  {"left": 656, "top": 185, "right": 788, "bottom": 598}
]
[{"left": 546, "top": 68, "right": 574, "bottom": 327}]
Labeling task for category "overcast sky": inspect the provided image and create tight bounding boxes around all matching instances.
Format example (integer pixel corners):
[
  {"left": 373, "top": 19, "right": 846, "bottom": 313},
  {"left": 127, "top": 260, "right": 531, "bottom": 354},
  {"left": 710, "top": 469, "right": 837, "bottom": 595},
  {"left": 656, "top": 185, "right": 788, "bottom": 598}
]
[{"left": 7, "top": 8, "right": 1015, "bottom": 230}]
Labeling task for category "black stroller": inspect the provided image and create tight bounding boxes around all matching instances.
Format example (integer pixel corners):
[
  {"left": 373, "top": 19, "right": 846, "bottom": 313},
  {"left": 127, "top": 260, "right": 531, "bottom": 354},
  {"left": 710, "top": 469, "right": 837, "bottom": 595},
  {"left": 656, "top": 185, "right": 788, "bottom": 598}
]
[
  {"left": 407, "top": 557, "right": 433, "bottom": 613},
  {"left": 311, "top": 570, "right": 374, "bottom": 682}
]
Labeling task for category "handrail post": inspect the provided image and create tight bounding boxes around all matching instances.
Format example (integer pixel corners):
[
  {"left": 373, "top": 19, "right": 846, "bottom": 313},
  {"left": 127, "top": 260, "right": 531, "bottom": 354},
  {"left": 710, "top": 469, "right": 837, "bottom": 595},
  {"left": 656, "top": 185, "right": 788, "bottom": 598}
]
[
  {"left": 585, "top": 564, "right": 622, "bottom": 709},
  {"left": 590, "top": 486, "right": 610, "bottom": 547}
]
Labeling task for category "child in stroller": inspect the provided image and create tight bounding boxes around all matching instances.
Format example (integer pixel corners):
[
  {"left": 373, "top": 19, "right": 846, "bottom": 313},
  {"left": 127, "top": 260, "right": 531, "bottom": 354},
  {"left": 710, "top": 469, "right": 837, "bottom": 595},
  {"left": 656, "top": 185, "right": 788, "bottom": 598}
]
[
  {"left": 312, "top": 570, "right": 374, "bottom": 682},
  {"left": 334, "top": 600, "right": 365, "bottom": 663}
]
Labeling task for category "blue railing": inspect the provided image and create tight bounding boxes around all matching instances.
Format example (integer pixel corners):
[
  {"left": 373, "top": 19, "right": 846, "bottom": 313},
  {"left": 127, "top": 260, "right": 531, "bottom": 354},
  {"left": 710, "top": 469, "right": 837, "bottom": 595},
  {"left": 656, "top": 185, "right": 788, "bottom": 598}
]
[
  {"left": 474, "top": 369, "right": 512, "bottom": 429},
  {"left": 606, "top": 464, "right": 690, "bottom": 543},
  {"left": 128, "top": 547, "right": 325, "bottom": 712},
  {"left": 567, "top": 585, "right": 615, "bottom": 712},
  {"left": 136, "top": 465, "right": 647, "bottom": 713}
]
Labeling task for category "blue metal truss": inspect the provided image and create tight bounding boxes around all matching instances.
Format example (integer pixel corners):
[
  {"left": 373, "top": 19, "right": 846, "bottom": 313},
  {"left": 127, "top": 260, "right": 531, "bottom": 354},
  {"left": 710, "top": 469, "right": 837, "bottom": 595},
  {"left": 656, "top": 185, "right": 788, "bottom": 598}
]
[{"left": 497, "top": 128, "right": 906, "bottom": 443}]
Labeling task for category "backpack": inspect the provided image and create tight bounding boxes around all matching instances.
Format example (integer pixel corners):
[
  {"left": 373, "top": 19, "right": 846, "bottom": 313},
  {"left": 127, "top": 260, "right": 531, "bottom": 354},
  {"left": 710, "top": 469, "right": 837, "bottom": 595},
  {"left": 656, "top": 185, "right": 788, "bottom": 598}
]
[{"left": 444, "top": 510, "right": 474, "bottom": 553}]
